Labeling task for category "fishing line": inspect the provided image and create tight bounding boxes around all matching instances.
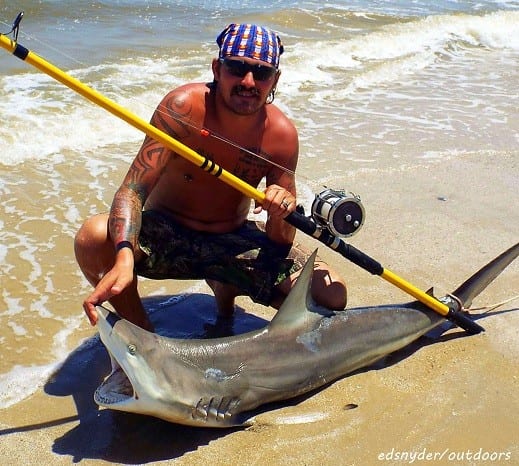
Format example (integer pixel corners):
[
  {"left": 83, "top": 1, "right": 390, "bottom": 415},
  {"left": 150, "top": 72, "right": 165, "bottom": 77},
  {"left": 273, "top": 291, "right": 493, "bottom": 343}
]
[
  {"left": 150, "top": 99, "right": 296, "bottom": 176},
  {"left": 0, "top": 11, "right": 363, "bottom": 239},
  {"left": 1, "top": 15, "right": 295, "bottom": 177},
  {"left": 467, "top": 294, "right": 519, "bottom": 313},
  {"left": 1, "top": 14, "right": 87, "bottom": 69},
  {"left": 2, "top": 11, "right": 491, "bottom": 335}
]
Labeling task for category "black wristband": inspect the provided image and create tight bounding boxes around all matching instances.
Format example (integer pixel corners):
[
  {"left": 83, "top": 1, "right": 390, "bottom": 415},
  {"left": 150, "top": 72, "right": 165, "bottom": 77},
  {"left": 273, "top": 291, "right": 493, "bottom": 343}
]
[{"left": 115, "top": 241, "right": 134, "bottom": 252}]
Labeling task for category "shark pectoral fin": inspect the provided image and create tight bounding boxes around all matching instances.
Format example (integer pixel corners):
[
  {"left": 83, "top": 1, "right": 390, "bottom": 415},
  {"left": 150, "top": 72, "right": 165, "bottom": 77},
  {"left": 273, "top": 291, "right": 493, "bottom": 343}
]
[{"left": 269, "top": 249, "right": 321, "bottom": 330}]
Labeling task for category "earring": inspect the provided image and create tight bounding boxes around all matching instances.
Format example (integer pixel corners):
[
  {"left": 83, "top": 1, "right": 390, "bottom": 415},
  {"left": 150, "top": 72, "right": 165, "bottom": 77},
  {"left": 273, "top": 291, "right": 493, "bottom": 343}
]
[{"left": 266, "top": 87, "right": 276, "bottom": 104}]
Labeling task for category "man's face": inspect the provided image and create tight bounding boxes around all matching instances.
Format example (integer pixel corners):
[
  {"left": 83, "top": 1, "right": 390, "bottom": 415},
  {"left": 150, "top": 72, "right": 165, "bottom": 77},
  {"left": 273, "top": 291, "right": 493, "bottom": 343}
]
[{"left": 212, "top": 56, "right": 280, "bottom": 115}]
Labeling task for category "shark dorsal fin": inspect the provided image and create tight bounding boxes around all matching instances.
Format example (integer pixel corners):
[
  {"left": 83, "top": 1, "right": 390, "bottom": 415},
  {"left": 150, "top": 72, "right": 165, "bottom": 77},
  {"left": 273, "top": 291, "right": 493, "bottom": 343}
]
[{"left": 268, "top": 249, "right": 321, "bottom": 330}]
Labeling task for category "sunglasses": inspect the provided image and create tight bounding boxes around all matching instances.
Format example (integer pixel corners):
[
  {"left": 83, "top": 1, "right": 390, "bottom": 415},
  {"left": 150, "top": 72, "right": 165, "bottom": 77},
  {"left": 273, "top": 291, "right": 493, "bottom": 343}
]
[{"left": 219, "top": 58, "right": 277, "bottom": 82}]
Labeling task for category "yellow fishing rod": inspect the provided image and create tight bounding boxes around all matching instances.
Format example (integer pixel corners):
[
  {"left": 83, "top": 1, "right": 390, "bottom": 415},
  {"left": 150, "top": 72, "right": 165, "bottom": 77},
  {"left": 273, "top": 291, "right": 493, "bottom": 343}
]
[{"left": 0, "top": 12, "right": 484, "bottom": 334}]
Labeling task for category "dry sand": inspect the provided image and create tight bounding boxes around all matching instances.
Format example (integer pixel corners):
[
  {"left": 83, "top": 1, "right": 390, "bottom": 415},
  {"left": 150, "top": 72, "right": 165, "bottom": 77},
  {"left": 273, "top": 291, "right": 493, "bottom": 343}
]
[{"left": 1, "top": 151, "right": 517, "bottom": 465}]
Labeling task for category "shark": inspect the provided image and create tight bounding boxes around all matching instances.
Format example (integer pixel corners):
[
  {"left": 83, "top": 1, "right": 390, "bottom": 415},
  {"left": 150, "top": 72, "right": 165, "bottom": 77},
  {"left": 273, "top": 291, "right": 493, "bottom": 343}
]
[{"left": 94, "top": 242, "right": 518, "bottom": 427}]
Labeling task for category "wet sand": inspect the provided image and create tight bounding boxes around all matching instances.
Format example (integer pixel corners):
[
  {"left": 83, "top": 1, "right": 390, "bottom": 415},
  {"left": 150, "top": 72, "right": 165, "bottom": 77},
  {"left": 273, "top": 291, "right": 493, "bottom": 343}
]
[{"left": 1, "top": 151, "right": 517, "bottom": 465}]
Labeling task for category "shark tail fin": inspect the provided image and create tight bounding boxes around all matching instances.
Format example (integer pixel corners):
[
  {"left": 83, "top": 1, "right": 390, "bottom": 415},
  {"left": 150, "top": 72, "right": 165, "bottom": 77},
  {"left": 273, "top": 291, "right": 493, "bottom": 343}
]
[{"left": 451, "top": 242, "right": 519, "bottom": 308}]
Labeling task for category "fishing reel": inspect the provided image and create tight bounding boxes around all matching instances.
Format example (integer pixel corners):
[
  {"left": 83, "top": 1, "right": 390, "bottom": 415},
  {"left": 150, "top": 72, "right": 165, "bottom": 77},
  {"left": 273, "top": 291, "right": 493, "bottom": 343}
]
[{"left": 309, "top": 188, "right": 365, "bottom": 237}]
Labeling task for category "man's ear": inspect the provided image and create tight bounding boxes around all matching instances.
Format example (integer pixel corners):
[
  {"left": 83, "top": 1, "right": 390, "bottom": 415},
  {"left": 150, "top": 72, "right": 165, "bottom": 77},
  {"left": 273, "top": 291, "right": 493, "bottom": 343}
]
[
  {"left": 211, "top": 58, "right": 221, "bottom": 81},
  {"left": 273, "top": 70, "right": 281, "bottom": 88}
]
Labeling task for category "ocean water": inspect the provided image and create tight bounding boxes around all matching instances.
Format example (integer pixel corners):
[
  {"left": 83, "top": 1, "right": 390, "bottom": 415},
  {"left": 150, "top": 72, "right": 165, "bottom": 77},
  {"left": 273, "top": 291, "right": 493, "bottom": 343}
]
[{"left": 0, "top": 1, "right": 518, "bottom": 408}]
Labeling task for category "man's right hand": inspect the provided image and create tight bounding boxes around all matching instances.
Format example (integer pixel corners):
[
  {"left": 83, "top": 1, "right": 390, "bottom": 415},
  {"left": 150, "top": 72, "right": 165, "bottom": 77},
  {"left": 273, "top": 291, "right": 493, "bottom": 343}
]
[{"left": 82, "top": 249, "right": 135, "bottom": 326}]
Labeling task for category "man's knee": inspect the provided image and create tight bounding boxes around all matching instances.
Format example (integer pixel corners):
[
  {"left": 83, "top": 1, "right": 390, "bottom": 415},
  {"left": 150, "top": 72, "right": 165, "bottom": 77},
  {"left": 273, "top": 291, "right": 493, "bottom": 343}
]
[
  {"left": 75, "top": 214, "right": 109, "bottom": 250},
  {"left": 323, "top": 280, "right": 347, "bottom": 310},
  {"left": 312, "top": 264, "right": 347, "bottom": 311},
  {"left": 74, "top": 214, "right": 111, "bottom": 270}
]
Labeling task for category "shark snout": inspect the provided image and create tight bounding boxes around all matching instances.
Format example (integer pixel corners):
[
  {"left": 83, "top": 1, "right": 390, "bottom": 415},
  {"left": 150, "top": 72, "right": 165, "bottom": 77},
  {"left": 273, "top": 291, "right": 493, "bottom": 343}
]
[{"left": 96, "top": 305, "right": 122, "bottom": 329}]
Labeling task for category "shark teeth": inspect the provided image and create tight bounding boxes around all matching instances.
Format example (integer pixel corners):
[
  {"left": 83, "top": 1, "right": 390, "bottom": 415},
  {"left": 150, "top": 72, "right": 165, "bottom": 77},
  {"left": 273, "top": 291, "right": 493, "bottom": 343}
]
[{"left": 94, "top": 367, "right": 135, "bottom": 405}]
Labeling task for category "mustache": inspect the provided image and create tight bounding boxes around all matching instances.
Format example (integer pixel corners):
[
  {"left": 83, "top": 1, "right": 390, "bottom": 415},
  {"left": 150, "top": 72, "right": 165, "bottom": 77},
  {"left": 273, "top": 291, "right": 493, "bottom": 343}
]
[{"left": 231, "top": 85, "right": 260, "bottom": 97}]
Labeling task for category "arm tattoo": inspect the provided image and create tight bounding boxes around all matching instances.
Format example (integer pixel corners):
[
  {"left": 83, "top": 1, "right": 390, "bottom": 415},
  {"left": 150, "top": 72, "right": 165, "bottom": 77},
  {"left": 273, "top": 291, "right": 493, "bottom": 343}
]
[
  {"left": 108, "top": 91, "right": 196, "bottom": 250},
  {"left": 154, "top": 93, "right": 192, "bottom": 141},
  {"left": 127, "top": 141, "right": 170, "bottom": 193},
  {"left": 109, "top": 185, "right": 143, "bottom": 249}
]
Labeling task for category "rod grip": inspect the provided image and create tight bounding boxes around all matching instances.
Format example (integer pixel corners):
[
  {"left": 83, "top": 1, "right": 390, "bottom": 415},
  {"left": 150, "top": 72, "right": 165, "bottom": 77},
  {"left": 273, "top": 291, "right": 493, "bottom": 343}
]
[{"left": 285, "top": 212, "right": 384, "bottom": 275}]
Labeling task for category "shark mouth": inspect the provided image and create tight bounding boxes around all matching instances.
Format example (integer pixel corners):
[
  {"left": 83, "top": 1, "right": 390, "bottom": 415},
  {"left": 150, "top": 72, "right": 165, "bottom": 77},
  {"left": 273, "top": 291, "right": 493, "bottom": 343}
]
[{"left": 94, "top": 362, "right": 136, "bottom": 407}]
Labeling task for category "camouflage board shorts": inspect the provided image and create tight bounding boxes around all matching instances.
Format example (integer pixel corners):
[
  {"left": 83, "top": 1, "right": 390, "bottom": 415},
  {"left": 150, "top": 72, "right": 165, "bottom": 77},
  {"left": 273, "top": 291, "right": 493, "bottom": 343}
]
[{"left": 135, "top": 210, "right": 308, "bottom": 306}]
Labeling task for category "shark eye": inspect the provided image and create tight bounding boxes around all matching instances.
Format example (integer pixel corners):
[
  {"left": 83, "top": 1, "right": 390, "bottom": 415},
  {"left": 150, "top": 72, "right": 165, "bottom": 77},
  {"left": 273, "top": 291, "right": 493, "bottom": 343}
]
[{"left": 127, "top": 344, "right": 137, "bottom": 355}]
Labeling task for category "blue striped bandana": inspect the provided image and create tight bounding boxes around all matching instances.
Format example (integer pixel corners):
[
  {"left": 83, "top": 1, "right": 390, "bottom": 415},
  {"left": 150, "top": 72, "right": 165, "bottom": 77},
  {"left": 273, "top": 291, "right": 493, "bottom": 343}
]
[{"left": 216, "top": 23, "right": 284, "bottom": 69}]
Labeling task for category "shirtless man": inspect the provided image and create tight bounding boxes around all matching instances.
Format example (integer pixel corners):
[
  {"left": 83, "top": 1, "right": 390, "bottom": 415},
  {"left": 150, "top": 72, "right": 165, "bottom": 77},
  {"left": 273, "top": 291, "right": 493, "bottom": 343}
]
[{"left": 75, "top": 23, "right": 347, "bottom": 331}]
